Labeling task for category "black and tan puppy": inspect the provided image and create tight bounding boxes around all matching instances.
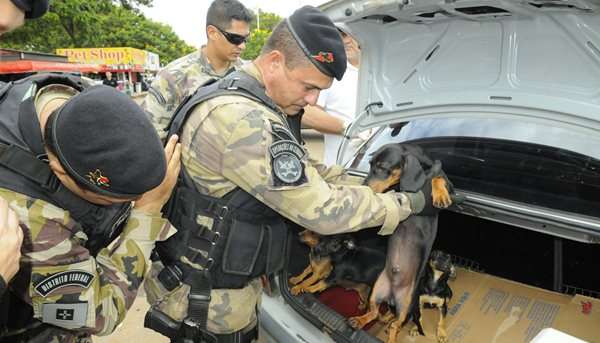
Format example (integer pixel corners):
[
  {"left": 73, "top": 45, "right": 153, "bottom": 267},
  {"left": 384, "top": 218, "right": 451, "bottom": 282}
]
[
  {"left": 289, "top": 230, "right": 333, "bottom": 295},
  {"left": 312, "top": 234, "right": 387, "bottom": 308},
  {"left": 404, "top": 250, "right": 454, "bottom": 343},
  {"left": 349, "top": 144, "right": 453, "bottom": 343}
]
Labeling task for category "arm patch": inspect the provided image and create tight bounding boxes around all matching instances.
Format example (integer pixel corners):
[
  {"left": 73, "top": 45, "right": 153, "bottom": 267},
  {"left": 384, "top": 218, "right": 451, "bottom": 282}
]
[{"left": 269, "top": 139, "right": 307, "bottom": 186}]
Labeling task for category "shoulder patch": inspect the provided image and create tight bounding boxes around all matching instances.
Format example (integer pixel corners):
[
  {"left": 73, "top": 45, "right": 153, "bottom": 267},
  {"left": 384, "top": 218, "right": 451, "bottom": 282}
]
[
  {"left": 270, "top": 140, "right": 307, "bottom": 186},
  {"left": 42, "top": 302, "right": 88, "bottom": 329},
  {"left": 34, "top": 270, "right": 95, "bottom": 297}
]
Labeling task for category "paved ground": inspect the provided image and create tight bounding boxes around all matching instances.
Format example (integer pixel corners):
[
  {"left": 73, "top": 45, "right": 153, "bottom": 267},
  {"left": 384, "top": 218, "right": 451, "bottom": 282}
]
[{"left": 94, "top": 133, "right": 324, "bottom": 342}]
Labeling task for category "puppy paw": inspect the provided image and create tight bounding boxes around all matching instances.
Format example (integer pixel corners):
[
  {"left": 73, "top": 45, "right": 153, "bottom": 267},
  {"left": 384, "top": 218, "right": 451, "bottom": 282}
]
[
  {"left": 437, "top": 334, "right": 449, "bottom": 343},
  {"left": 288, "top": 276, "right": 302, "bottom": 285},
  {"left": 432, "top": 177, "right": 452, "bottom": 208},
  {"left": 348, "top": 316, "right": 367, "bottom": 329},
  {"left": 290, "top": 285, "right": 304, "bottom": 295}
]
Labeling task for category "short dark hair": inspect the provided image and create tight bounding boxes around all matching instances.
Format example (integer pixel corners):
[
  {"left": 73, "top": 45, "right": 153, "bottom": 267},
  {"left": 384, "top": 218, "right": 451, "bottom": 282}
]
[
  {"left": 261, "top": 21, "right": 310, "bottom": 70},
  {"left": 206, "top": 0, "right": 254, "bottom": 30}
]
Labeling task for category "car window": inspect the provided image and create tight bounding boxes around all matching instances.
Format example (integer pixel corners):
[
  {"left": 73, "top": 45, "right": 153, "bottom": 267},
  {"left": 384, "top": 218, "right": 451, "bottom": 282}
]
[{"left": 349, "top": 117, "right": 600, "bottom": 218}]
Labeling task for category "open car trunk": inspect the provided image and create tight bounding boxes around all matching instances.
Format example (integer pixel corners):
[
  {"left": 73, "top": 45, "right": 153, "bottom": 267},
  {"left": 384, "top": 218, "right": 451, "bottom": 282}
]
[{"left": 278, "top": 210, "right": 600, "bottom": 342}]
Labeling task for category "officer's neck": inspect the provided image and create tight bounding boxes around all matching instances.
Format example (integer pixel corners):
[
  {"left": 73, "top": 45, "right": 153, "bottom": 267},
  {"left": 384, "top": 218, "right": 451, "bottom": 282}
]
[
  {"left": 38, "top": 98, "right": 67, "bottom": 134},
  {"left": 203, "top": 45, "right": 231, "bottom": 74}
]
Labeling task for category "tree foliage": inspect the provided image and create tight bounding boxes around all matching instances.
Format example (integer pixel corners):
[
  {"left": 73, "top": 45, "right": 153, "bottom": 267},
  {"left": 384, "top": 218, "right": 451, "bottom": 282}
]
[
  {"left": 241, "top": 29, "right": 271, "bottom": 61},
  {"left": 250, "top": 11, "right": 282, "bottom": 32},
  {"left": 241, "top": 10, "right": 282, "bottom": 60},
  {"left": 1, "top": 0, "right": 194, "bottom": 65}
]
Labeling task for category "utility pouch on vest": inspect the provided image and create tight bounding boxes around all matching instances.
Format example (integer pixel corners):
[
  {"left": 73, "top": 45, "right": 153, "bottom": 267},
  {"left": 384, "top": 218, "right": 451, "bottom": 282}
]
[{"left": 218, "top": 218, "right": 288, "bottom": 277}]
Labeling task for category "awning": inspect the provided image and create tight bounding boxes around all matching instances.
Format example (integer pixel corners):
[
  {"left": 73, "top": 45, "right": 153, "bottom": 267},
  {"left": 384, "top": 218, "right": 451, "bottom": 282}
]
[{"left": 0, "top": 60, "right": 102, "bottom": 74}]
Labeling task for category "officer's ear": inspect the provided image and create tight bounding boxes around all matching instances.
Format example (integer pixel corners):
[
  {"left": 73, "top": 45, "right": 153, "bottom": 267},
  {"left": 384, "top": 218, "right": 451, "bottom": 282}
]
[
  {"left": 265, "top": 50, "right": 284, "bottom": 73},
  {"left": 206, "top": 25, "right": 219, "bottom": 42},
  {"left": 47, "top": 153, "right": 68, "bottom": 178}
]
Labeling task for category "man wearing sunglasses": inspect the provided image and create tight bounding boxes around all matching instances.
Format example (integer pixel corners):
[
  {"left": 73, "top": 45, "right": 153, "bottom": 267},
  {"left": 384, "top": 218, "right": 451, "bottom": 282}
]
[{"left": 142, "top": 0, "right": 253, "bottom": 140}]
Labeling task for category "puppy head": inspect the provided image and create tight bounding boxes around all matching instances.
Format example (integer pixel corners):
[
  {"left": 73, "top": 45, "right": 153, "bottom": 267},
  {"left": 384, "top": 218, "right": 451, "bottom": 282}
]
[
  {"left": 313, "top": 235, "right": 356, "bottom": 259},
  {"left": 429, "top": 250, "right": 455, "bottom": 275},
  {"left": 298, "top": 230, "right": 320, "bottom": 248},
  {"left": 365, "top": 144, "right": 429, "bottom": 193},
  {"left": 365, "top": 145, "right": 406, "bottom": 193}
]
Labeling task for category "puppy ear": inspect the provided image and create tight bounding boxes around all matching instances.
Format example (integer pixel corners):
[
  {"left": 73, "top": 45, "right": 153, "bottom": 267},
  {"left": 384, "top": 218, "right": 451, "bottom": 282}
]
[
  {"left": 403, "top": 144, "right": 435, "bottom": 168},
  {"left": 397, "top": 154, "right": 427, "bottom": 192},
  {"left": 368, "top": 145, "right": 388, "bottom": 161}
]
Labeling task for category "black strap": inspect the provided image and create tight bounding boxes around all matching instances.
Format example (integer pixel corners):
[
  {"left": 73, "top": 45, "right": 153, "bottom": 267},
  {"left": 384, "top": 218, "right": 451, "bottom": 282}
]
[
  {"left": 166, "top": 71, "right": 285, "bottom": 141},
  {"left": 0, "top": 143, "right": 58, "bottom": 192},
  {"left": 214, "top": 324, "right": 258, "bottom": 343},
  {"left": 18, "top": 96, "right": 46, "bottom": 157}
]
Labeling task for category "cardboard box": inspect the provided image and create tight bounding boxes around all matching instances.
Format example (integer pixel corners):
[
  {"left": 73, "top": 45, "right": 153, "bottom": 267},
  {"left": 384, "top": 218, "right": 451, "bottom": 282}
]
[{"left": 370, "top": 268, "right": 599, "bottom": 343}]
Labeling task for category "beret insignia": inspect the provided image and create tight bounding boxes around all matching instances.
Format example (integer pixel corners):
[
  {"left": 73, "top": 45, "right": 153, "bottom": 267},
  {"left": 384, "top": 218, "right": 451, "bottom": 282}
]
[
  {"left": 87, "top": 169, "right": 110, "bottom": 188},
  {"left": 312, "top": 52, "right": 334, "bottom": 64}
]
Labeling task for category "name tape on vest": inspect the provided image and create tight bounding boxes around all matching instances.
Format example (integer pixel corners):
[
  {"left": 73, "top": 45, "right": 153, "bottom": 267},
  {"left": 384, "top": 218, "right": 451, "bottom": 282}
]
[{"left": 34, "top": 270, "right": 95, "bottom": 297}]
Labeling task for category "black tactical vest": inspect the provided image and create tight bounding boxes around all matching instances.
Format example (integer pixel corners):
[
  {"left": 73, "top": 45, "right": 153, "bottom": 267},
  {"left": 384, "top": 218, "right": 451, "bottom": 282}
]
[
  {"left": 0, "top": 73, "right": 132, "bottom": 335},
  {"left": 155, "top": 71, "right": 300, "bottom": 290}
]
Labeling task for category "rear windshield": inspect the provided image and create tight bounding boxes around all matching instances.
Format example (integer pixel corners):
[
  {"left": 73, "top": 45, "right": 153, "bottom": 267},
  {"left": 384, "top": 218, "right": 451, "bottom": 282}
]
[{"left": 349, "top": 118, "right": 600, "bottom": 218}]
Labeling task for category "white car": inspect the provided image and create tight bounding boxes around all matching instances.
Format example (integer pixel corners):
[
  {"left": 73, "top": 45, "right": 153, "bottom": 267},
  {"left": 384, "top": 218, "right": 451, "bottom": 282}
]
[{"left": 259, "top": 1, "right": 600, "bottom": 342}]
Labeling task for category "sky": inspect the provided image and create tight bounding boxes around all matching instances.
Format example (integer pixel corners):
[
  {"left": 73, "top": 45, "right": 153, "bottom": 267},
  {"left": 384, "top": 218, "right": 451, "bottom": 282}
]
[{"left": 142, "top": 0, "right": 327, "bottom": 48}]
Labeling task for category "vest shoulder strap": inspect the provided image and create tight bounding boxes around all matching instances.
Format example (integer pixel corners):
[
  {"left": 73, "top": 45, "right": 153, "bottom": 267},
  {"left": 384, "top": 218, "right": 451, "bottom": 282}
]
[{"left": 165, "top": 71, "right": 281, "bottom": 139}]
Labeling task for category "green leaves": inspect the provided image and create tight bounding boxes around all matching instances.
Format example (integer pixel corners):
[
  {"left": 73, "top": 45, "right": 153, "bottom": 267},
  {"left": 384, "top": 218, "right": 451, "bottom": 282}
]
[
  {"left": 1, "top": 0, "right": 193, "bottom": 65},
  {"left": 241, "top": 28, "right": 271, "bottom": 61},
  {"left": 241, "top": 10, "right": 282, "bottom": 61}
]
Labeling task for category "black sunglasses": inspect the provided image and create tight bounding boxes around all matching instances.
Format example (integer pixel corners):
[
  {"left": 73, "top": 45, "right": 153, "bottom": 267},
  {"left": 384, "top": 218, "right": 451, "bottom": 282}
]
[{"left": 214, "top": 26, "right": 248, "bottom": 46}]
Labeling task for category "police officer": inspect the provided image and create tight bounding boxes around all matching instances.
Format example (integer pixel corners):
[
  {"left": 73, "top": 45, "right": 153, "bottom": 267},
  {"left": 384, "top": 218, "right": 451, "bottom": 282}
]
[
  {"left": 144, "top": 6, "right": 453, "bottom": 343},
  {"left": 142, "top": 0, "right": 253, "bottom": 139},
  {"left": 0, "top": 0, "right": 48, "bottom": 299},
  {"left": 0, "top": 81, "right": 181, "bottom": 342}
]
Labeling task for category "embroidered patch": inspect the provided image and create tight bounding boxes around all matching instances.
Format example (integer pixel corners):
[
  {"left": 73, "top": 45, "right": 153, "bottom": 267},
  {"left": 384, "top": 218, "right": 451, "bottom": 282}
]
[
  {"left": 86, "top": 169, "right": 110, "bottom": 188},
  {"left": 274, "top": 153, "right": 303, "bottom": 183},
  {"left": 42, "top": 303, "right": 88, "bottom": 328},
  {"left": 34, "top": 270, "right": 95, "bottom": 297},
  {"left": 269, "top": 140, "right": 307, "bottom": 186}
]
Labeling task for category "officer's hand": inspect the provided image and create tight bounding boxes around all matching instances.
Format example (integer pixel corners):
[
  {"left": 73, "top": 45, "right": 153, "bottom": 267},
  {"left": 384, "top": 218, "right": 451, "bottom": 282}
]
[
  {"left": 0, "top": 198, "right": 23, "bottom": 283},
  {"left": 401, "top": 179, "right": 437, "bottom": 216},
  {"left": 135, "top": 135, "right": 182, "bottom": 214}
]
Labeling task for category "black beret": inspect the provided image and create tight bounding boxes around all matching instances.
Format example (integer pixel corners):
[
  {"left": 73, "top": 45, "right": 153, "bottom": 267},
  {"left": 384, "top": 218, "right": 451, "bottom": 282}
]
[
  {"left": 45, "top": 86, "right": 166, "bottom": 198},
  {"left": 286, "top": 6, "right": 347, "bottom": 81},
  {"left": 10, "top": 0, "right": 48, "bottom": 19}
]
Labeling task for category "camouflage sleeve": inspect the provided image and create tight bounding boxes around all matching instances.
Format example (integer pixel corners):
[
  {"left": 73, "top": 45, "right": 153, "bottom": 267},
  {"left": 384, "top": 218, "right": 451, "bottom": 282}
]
[
  {"left": 6, "top": 190, "right": 176, "bottom": 336},
  {"left": 198, "top": 105, "right": 411, "bottom": 235},
  {"left": 140, "top": 71, "right": 182, "bottom": 140},
  {"left": 309, "top": 158, "right": 364, "bottom": 186}
]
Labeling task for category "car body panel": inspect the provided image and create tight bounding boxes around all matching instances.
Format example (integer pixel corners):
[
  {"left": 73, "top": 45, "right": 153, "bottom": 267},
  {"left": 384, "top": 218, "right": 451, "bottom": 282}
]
[
  {"left": 312, "top": 0, "right": 600, "bottom": 241},
  {"left": 317, "top": 1, "right": 600, "bottom": 163}
]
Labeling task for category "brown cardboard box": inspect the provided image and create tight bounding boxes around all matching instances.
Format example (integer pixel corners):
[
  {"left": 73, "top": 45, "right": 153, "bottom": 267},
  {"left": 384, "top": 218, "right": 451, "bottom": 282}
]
[{"left": 370, "top": 268, "right": 599, "bottom": 343}]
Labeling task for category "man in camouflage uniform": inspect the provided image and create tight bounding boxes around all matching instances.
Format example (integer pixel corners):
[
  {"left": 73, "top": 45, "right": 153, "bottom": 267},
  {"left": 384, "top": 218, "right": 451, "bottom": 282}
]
[
  {"left": 144, "top": 6, "right": 451, "bottom": 342},
  {"left": 0, "top": 0, "right": 48, "bottom": 299},
  {"left": 142, "top": 0, "right": 253, "bottom": 139},
  {"left": 0, "top": 83, "right": 181, "bottom": 342}
]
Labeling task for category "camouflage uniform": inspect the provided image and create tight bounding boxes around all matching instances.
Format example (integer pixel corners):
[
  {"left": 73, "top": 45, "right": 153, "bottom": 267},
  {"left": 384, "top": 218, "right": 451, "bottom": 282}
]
[
  {"left": 0, "top": 85, "right": 176, "bottom": 343},
  {"left": 144, "top": 62, "right": 412, "bottom": 334},
  {"left": 0, "top": 189, "right": 174, "bottom": 342},
  {"left": 141, "top": 48, "right": 244, "bottom": 139}
]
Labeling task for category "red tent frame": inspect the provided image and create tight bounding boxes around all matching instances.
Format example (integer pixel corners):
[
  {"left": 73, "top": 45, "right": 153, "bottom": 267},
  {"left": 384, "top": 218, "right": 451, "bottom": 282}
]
[{"left": 0, "top": 60, "right": 102, "bottom": 74}]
